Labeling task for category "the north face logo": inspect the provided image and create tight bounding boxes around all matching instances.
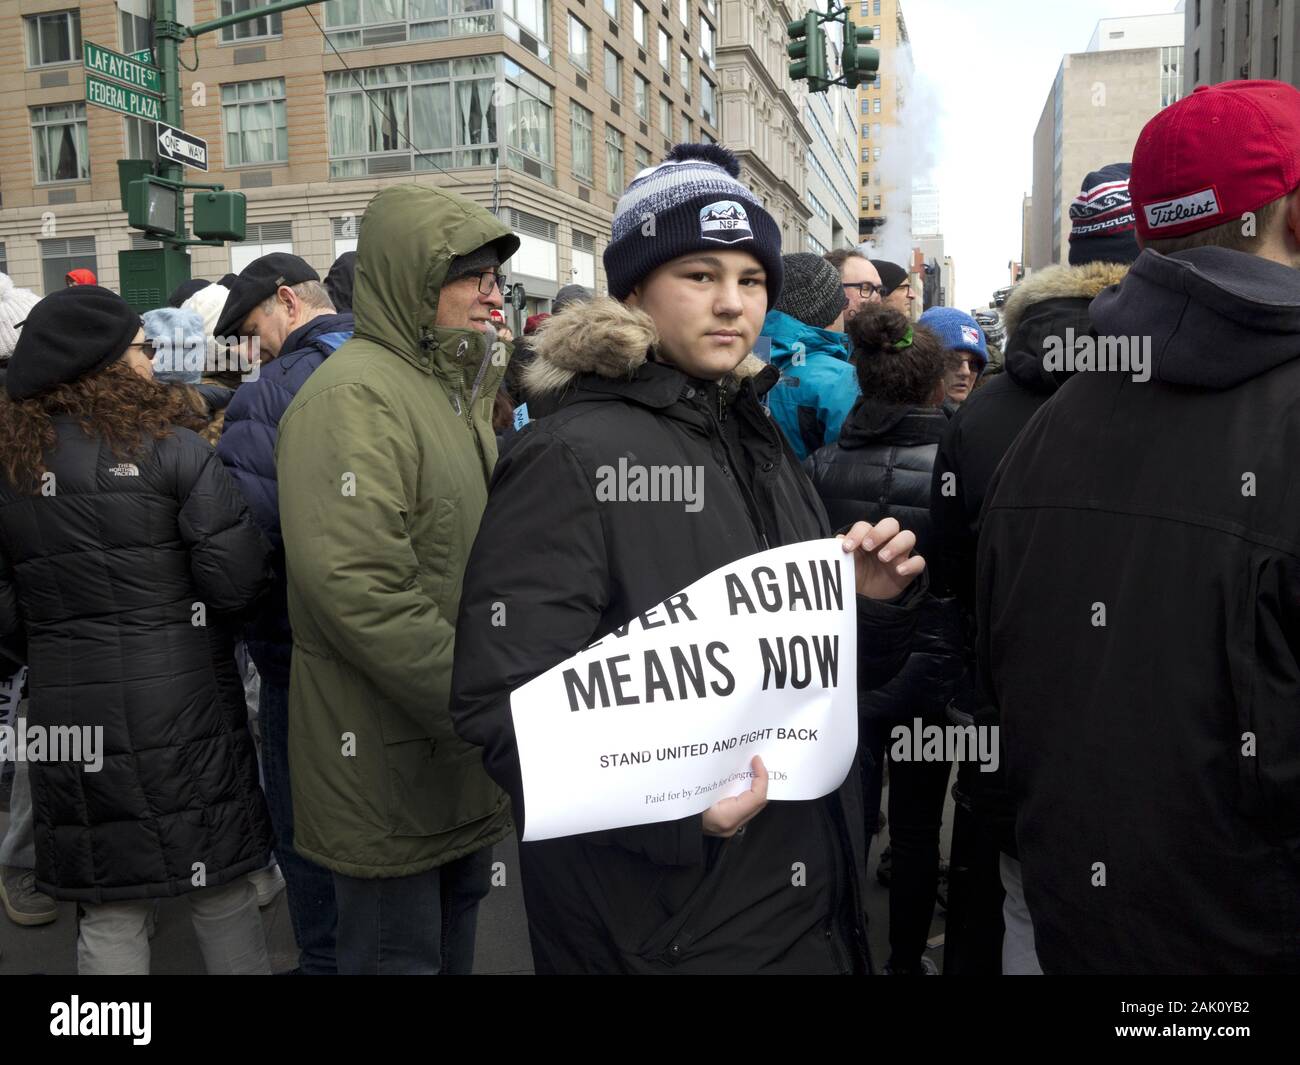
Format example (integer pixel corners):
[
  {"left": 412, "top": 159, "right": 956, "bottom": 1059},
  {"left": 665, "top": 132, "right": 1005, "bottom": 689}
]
[
  {"left": 699, "top": 200, "right": 753, "bottom": 244},
  {"left": 109, "top": 464, "right": 139, "bottom": 477}
]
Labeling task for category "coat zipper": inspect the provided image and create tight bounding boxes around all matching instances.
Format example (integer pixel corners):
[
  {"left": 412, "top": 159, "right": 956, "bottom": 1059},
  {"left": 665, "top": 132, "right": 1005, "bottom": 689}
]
[
  {"left": 429, "top": 334, "right": 491, "bottom": 476},
  {"left": 706, "top": 382, "right": 770, "bottom": 551}
]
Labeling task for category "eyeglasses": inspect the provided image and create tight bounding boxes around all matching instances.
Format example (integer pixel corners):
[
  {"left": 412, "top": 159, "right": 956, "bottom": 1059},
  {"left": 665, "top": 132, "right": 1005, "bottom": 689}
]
[
  {"left": 126, "top": 340, "right": 157, "bottom": 357},
  {"left": 475, "top": 271, "right": 508, "bottom": 296},
  {"left": 843, "top": 281, "right": 884, "bottom": 298}
]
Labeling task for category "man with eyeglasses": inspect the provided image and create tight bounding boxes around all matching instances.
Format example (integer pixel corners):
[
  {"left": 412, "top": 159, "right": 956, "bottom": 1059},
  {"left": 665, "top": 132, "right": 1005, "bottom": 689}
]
[
  {"left": 824, "top": 248, "right": 884, "bottom": 324},
  {"left": 872, "top": 260, "right": 916, "bottom": 318},
  {"left": 276, "top": 185, "right": 518, "bottom": 974}
]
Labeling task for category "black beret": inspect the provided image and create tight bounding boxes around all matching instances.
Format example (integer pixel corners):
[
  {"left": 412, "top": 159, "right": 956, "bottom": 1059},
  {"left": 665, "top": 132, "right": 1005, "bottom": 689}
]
[
  {"left": 6, "top": 286, "right": 141, "bottom": 400},
  {"left": 214, "top": 253, "right": 320, "bottom": 338}
]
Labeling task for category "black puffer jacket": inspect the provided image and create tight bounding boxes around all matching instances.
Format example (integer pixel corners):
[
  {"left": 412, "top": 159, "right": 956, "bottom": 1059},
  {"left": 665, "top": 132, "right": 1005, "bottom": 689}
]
[
  {"left": 451, "top": 299, "right": 924, "bottom": 974},
  {"left": 805, "top": 401, "right": 961, "bottom": 732},
  {"left": 0, "top": 417, "right": 274, "bottom": 902},
  {"left": 979, "top": 247, "right": 1300, "bottom": 974}
]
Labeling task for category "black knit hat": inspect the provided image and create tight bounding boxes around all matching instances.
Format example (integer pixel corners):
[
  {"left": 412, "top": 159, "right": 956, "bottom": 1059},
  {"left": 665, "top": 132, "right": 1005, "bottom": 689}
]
[
  {"left": 772, "top": 253, "right": 847, "bottom": 329},
  {"left": 214, "top": 253, "right": 320, "bottom": 338},
  {"left": 871, "top": 259, "right": 909, "bottom": 296},
  {"left": 6, "top": 286, "right": 141, "bottom": 400},
  {"left": 1068, "top": 163, "right": 1140, "bottom": 266},
  {"left": 603, "top": 143, "right": 783, "bottom": 303}
]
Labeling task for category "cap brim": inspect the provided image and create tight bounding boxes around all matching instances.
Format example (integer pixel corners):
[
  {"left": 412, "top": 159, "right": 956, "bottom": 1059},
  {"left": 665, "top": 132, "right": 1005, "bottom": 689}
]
[{"left": 213, "top": 281, "right": 263, "bottom": 339}]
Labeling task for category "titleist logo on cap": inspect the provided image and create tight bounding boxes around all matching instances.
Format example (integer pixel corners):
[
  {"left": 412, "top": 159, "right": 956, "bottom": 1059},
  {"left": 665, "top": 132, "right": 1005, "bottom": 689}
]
[{"left": 1143, "top": 187, "right": 1222, "bottom": 229}]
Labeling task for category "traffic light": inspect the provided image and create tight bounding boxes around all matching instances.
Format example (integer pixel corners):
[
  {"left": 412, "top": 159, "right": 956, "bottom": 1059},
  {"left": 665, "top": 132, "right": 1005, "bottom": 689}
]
[
  {"left": 787, "top": 13, "right": 828, "bottom": 90},
  {"left": 127, "top": 176, "right": 182, "bottom": 238},
  {"left": 842, "top": 20, "right": 879, "bottom": 89},
  {"left": 192, "top": 190, "right": 247, "bottom": 242}
]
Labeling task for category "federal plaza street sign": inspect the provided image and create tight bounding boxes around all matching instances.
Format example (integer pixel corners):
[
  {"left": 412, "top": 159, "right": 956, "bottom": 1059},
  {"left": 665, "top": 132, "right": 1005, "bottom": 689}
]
[
  {"left": 83, "top": 41, "right": 161, "bottom": 96},
  {"left": 156, "top": 122, "right": 208, "bottom": 172},
  {"left": 85, "top": 73, "right": 162, "bottom": 121}
]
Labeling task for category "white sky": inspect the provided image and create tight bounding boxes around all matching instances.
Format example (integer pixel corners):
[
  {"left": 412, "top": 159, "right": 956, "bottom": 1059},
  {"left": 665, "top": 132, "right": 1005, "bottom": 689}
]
[{"left": 903, "top": 0, "right": 1182, "bottom": 310}]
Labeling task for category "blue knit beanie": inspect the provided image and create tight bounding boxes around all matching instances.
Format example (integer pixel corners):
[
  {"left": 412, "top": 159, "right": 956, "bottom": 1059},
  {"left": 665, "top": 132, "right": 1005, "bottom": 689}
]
[
  {"left": 603, "top": 143, "right": 783, "bottom": 303},
  {"left": 918, "top": 307, "right": 988, "bottom": 366},
  {"left": 142, "top": 306, "right": 206, "bottom": 384}
]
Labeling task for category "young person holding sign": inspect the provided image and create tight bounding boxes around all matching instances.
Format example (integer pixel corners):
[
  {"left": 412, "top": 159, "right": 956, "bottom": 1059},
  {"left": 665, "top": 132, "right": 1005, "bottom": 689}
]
[{"left": 451, "top": 144, "right": 926, "bottom": 974}]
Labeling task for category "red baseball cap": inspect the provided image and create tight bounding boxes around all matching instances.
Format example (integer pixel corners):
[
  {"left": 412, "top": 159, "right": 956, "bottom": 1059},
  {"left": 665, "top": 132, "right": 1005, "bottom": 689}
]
[{"left": 1131, "top": 79, "right": 1300, "bottom": 243}]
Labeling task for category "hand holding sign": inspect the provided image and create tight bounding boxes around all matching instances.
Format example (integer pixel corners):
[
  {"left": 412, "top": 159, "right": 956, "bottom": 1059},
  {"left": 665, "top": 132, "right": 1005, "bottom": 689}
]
[
  {"left": 702, "top": 755, "right": 768, "bottom": 837},
  {"left": 840, "top": 517, "right": 924, "bottom": 601}
]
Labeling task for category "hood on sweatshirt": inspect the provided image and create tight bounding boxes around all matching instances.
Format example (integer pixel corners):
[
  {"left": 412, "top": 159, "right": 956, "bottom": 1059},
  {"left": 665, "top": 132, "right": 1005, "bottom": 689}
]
[
  {"left": 1089, "top": 246, "right": 1300, "bottom": 389},
  {"left": 760, "top": 309, "right": 851, "bottom": 368},
  {"left": 837, "top": 398, "right": 947, "bottom": 449},
  {"left": 999, "top": 260, "right": 1130, "bottom": 394}
]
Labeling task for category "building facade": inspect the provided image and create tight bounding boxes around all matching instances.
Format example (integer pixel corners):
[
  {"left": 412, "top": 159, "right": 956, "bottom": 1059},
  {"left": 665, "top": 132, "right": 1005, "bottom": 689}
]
[
  {"left": 1185, "top": 0, "right": 1300, "bottom": 90},
  {"left": 1, "top": 0, "right": 865, "bottom": 301},
  {"left": 1028, "top": 20, "right": 1183, "bottom": 270},
  {"left": 852, "top": 0, "right": 906, "bottom": 243}
]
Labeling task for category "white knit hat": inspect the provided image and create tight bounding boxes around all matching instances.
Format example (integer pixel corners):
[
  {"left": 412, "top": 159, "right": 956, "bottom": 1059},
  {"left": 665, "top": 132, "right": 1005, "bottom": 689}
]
[
  {"left": 0, "top": 273, "right": 42, "bottom": 362},
  {"left": 183, "top": 282, "right": 231, "bottom": 338}
]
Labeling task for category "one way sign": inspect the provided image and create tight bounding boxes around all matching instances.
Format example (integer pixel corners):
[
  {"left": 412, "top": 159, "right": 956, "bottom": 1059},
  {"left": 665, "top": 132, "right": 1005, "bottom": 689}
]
[{"left": 156, "top": 122, "right": 208, "bottom": 171}]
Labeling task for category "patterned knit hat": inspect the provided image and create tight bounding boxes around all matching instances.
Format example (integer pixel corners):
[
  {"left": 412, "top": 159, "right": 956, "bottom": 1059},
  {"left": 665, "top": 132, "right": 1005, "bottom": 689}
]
[
  {"left": 0, "top": 273, "right": 41, "bottom": 362},
  {"left": 603, "top": 143, "right": 783, "bottom": 303},
  {"left": 1068, "top": 163, "right": 1140, "bottom": 266}
]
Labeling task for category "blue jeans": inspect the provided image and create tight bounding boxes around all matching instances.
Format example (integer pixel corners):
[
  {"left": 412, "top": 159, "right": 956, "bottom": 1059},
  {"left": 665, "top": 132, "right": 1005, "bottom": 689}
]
[
  {"left": 260, "top": 680, "right": 338, "bottom": 974},
  {"left": 333, "top": 847, "right": 494, "bottom": 975}
]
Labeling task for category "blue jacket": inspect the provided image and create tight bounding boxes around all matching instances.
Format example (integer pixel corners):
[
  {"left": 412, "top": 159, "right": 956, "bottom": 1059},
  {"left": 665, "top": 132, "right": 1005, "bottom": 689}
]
[
  {"left": 217, "top": 312, "right": 354, "bottom": 686},
  {"left": 761, "top": 309, "right": 859, "bottom": 460}
]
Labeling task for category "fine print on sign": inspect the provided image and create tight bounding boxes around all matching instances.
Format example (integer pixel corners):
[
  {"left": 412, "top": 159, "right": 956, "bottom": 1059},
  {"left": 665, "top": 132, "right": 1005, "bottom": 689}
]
[
  {"left": 84, "top": 74, "right": 162, "bottom": 122},
  {"left": 510, "top": 538, "right": 859, "bottom": 841}
]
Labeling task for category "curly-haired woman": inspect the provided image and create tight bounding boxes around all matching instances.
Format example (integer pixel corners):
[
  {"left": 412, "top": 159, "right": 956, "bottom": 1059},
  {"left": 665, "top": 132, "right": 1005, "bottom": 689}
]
[{"left": 0, "top": 285, "right": 275, "bottom": 974}]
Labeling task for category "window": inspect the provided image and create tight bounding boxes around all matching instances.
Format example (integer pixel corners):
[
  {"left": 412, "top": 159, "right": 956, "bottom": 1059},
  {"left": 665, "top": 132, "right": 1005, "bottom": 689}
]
[
  {"left": 40, "top": 236, "right": 96, "bottom": 296},
  {"left": 332, "top": 216, "right": 359, "bottom": 258},
  {"left": 679, "top": 49, "right": 690, "bottom": 86},
  {"left": 25, "top": 11, "right": 81, "bottom": 67},
  {"left": 633, "top": 3, "right": 647, "bottom": 46},
  {"left": 873, "top": 98, "right": 881, "bottom": 113},
  {"left": 861, "top": 147, "right": 869, "bottom": 161},
  {"left": 860, "top": 2, "right": 868, "bottom": 15},
  {"left": 700, "top": 76, "right": 715, "bottom": 126},
  {"left": 124, "top": 117, "right": 160, "bottom": 164},
  {"left": 506, "top": 208, "right": 558, "bottom": 281},
  {"left": 1160, "top": 46, "right": 1183, "bottom": 108},
  {"left": 1274, "top": 35, "right": 1280, "bottom": 78},
  {"left": 605, "top": 47, "right": 622, "bottom": 98},
  {"left": 569, "top": 15, "right": 590, "bottom": 71},
  {"left": 874, "top": 0, "right": 880, "bottom": 13},
  {"left": 502, "top": 59, "right": 555, "bottom": 183},
  {"left": 327, "top": 58, "right": 498, "bottom": 178},
  {"left": 220, "top": 0, "right": 282, "bottom": 43},
  {"left": 658, "top": 28, "right": 671, "bottom": 69},
  {"left": 861, "top": 173, "right": 870, "bottom": 187},
  {"left": 635, "top": 143, "right": 651, "bottom": 172},
  {"left": 231, "top": 221, "right": 293, "bottom": 274},
  {"left": 604, "top": 0, "right": 618, "bottom": 17},
  {"left": 807, "top": 233, "right": 827, "bottom": 256},
  {"left": 872, "top": 146, "right": 881, "bottom": 160},
  {"left": 860, "top": 98, "right": 869, "bottom": 114},
  {"left": 221, "top": 79, "right": 288, "bottom": 167},
  {"left": 679, "top": 0, "right": 688, "bottom": 26},
  {"left": 808, "top": 192, "right": 829, "bottom": 224},
  {"left": 0, "top": 243, "right": 7, "bottom": 277},
  {"left": 634, "top": 73, "right": 650, "bottom": 118},
  {"left": 31, "top": 103, "right": 88, "bottom": 184},
  {"left": 605, "top": 125, "right": 624, "bottom": 196},
  {"left": 659, "top": 94, "right": 672, "bottom": 133},
  {"left": 119, "top": 6, "right": 151, "bottom": 56},
  {"left": 504, "top": 0, "right": 551, "bottom": 62},
  {"left": 699, "top": 16, "right": 715, "bottom": 67},
  {"left": 571, "top": 229, "right": 595, "bottom": 288},
  {"left": 680, "top": 112, "right": 691, "bottom": 142},
  {"left": 861, "top": 122, "right": 869, "bottom": 138},
  {"left": 872, "top": 195, "right": 881, "bottom": 210},
  {"left": 324, "top": 0, "right": 496, "bottom": 51},
  {"left": 700, "top": 128, "right": 714, "bottom": 144},
  {"left": 571, "top": 102, "right": 594, "bottom": 183}
]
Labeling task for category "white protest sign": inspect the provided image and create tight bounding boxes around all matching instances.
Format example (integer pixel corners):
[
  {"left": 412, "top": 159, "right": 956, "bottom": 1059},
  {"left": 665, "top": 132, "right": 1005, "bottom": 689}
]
[{"left": 511, "top": 538, "right": 858, "bottom": 841}]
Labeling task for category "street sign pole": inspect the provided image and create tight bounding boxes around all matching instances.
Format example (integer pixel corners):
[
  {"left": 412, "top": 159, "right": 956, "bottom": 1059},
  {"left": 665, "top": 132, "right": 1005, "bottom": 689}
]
[{"left": 155, "top": 0, "right": 188, "bottom": 255}]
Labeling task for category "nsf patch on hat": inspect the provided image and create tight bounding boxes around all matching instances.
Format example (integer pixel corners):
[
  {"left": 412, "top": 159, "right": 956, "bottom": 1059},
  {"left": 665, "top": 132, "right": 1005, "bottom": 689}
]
[{"left": 699, "top": 200, "right": 753, "bottom": 244}]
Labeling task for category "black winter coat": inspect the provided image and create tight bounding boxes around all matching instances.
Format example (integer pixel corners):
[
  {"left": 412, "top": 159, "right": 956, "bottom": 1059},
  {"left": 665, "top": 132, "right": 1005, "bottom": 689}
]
[
  {"left": 806, "top": 401, "right": 961, "bottom": 734},
  {"left": 0, "top": 417, "right": 274, "bottom": 901},
  {"left": 451, "top": 299, "right": 924, "bottom": 974},
  {"left": 979, "top": 247, "right": 1300, "bottom": 974},
  {"left": 928, "top": 260, "right": 1130, "bottom": 855}
]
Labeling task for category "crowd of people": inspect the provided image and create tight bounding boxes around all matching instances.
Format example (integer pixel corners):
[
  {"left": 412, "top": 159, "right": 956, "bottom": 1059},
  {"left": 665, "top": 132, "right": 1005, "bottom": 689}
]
[{"left": 0, "top": 77, "right": 1296, "bottom": 976}]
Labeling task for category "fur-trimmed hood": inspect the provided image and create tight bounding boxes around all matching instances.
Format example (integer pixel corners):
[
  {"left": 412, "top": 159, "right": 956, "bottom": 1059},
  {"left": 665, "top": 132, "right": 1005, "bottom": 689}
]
[
  {"left": 1002, "top": 260, "right": 1130, "bottom": 340},
  {"left": 523, "top": 296, "right": 768, "bottom": 398}
]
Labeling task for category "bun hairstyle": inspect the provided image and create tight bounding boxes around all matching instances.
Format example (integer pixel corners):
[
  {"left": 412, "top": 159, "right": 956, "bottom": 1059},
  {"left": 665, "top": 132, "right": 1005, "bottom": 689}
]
[{"left": 846, "top": 306, "right": 946, "bottom": 407}]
